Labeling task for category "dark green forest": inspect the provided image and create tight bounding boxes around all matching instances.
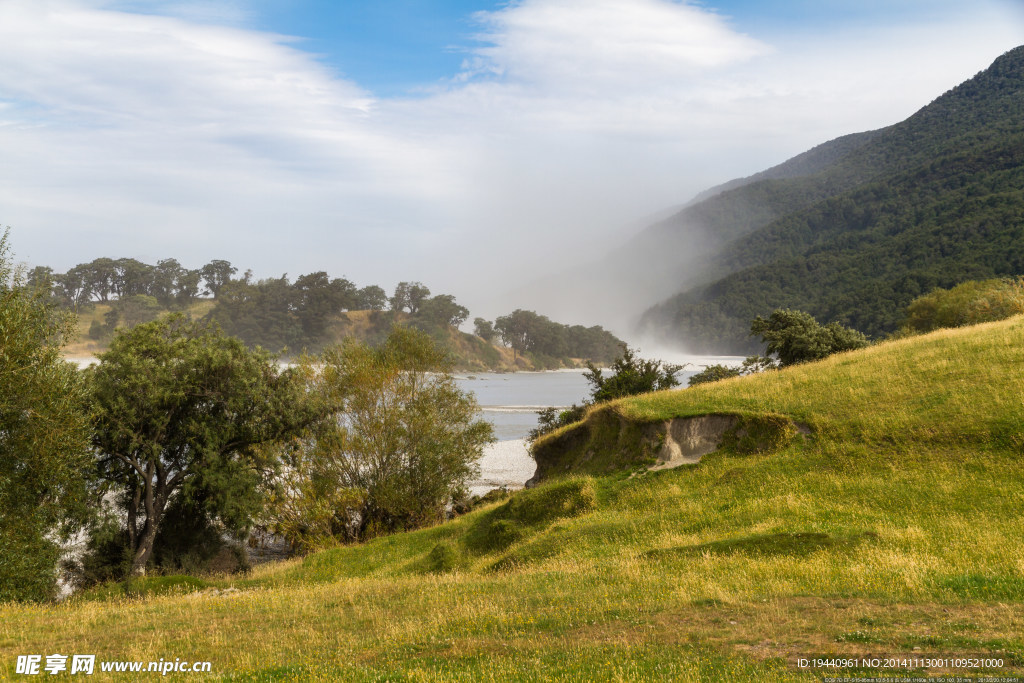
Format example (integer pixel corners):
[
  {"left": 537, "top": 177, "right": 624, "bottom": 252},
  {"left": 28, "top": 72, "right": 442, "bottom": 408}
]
[{"left": 639, "top": 45, "right": 1024, "bottom": 353}]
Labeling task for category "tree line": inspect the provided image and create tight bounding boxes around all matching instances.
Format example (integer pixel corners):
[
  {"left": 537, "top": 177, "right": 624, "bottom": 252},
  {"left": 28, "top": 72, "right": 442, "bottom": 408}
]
[
  {"left": 34, "top": 255, "right": 625, "bottom": 365},
  {"left": 474, "top": 309, "right": 624, "bottom": 365},
  {"left": 30, "top": 257, "right": 236, "bottom": 308}
]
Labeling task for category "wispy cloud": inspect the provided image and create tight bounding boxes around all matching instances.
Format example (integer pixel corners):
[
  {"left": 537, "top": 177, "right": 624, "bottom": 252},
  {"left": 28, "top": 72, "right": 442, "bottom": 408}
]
[{"left": 462, "top": 0, "right": 770, "bottom": 89}]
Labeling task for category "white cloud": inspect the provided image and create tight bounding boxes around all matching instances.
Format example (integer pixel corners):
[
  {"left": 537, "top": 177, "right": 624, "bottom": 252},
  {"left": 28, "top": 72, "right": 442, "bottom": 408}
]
[
  {"left": 463, "top": 0, "right": 770, "bottom": 90},
  {"left": 0, "top": 0, "right": 468, "bottom": 280},
  {"left": 0, "top": 0, "right": 1021, "bottom": 319}
]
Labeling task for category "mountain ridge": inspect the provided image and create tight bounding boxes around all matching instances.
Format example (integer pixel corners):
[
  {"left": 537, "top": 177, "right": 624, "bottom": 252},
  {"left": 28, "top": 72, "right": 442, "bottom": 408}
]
[{"left": 638, "top": 45, "right": 1024, "bottom": 352}]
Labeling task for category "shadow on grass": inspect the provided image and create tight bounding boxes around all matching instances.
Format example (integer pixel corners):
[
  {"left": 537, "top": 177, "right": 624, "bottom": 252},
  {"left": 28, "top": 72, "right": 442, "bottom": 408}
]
[{"left": 644, "top": 531, "right": 878, "bottom": 560}]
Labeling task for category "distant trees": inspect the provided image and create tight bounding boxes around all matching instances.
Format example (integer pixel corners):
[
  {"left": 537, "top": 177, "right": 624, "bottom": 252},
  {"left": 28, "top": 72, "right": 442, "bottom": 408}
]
[
  {"left": 112, "top": 258, "right": 153, "bottom": 299},
  {"left": 44, "top": 256, "right": 206, "bottom": 309},
  {"left": 354, "top": 285, "right": 388, "bottom": 311},
  {"left": 199, "top": 259, "right": 237, "bottom": 298},
  {"left": 37, "top": 254, "right": 405, "bottom": 352},
  {"left": 292, "top": 272, "right": 359, "bottom": 340},
  {"left": 207, "top": 274, "right": 452, "bottom": 352},
  {"left": 415, "top": 294, "right": 469, "bottom": 330},
  {"left": 151, "top": 258, "right": 201, "bottom": 306},
  {"left": 0, "top": 232, "right": 93, "bottom": 601},
  {"left": 750, "top": 309, "right": 868, "bottom": 367},
  {"left": 474, "top": 317, "right": 496, "bottom": 342},
  {"left": 54, "top": 265, "right": 92, "bottom": 308},
  {"left": 37, "top": 253, "right": 630, "bottom": 369},
  {"left": 492, "top": 309, "right": 624, "bottom": 364},
  {"left": 88, "top": 315, "right": 317, "bottom": 576},
  {"left": 390, "top": 281, "right": 431, "bottom": 314},
  {"left": 494, "top": 309, "right": 534, "bottom": 359}
]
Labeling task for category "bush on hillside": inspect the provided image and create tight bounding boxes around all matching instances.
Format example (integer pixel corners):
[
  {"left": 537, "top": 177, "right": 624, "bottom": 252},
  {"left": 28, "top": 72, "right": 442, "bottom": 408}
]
[
  {"left": 688, "top": 364, "right": 741, "bottom": 386},
  {"left": 528, "top": 346, "right": 681, "bottom": 443},
  {"left": 902, "top": 277, "right": 1024, "bottom": 333},
  {"left": 688, "top": 355, "right": 779, "bottom": 387},
  {"left": 750, "top": 309, "right": 868, "bottom": 367}
]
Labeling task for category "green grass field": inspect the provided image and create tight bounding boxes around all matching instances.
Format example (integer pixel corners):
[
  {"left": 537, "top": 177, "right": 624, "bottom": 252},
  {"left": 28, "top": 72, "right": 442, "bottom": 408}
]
[{"left": 5, "top": 317, "right": 1024, "bottom": 681}]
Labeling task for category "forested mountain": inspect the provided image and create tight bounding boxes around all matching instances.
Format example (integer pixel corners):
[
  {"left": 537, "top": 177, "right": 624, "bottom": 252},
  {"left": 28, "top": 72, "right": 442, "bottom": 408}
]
[{"left": 637, "top": 45, "right": 1024, "bottom": 353}]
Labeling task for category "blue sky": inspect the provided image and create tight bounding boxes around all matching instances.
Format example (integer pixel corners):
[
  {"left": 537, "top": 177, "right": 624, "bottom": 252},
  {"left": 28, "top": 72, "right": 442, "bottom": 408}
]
[
  {"left": 168, "top": 0, "right": 1008, "bottom": 95},
  {"left": 1, "top": 0, "right": 1022, "bottom": 327},
  {"left": 114, "top": 0, "right": 1012, "bottom": 95},
  {"left": 251, "top": 1, "right": 507, "bottom": 96}
]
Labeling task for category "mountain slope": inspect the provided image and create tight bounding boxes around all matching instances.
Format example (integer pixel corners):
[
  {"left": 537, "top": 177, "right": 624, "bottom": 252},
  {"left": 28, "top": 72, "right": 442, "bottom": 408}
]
[
  {"left": 638, "top": 45, "right": 1024, "bottom": 353},
  {"left": 496, "top": 129, "right": 883, "bottom": 334}
]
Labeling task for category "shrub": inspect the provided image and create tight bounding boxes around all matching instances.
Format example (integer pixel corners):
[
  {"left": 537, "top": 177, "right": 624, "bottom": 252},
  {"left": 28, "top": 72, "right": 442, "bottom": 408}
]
[
  {"left": 273, "top": 327, "right": 494, "bottom": 545},
  {"left": 584, "top": 346, "right": 682, "bottom": 403},
  {"left": 425, "top": 541, "right": 468, "bottom": 573},
  {"left": 750, "top": 309, "right": 868, "bottom": 367},
  {"left": 467, "top": 478, "right": 597, "bottom": 553},
  {"left": 688, "top": 364, "right": 741, "bottom": 386},
  {"left": 530, "top": 345, "right": 681, "bottom": 443},
  {"left": 903, "top": 277, "right": 1024, "bottom": 333}
]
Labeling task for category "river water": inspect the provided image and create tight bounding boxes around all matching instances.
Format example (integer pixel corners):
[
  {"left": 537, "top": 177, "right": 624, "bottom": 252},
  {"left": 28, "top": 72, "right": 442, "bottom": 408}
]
[{"left": 456, "top": 364, "right": 723, "bottom": 495}]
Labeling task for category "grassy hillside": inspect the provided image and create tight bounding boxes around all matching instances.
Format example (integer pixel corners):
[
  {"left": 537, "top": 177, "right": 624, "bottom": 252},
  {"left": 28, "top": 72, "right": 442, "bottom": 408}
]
[
  {"left": 12, "top": 317, "right": 1024, "bottom": 680},
  {"left": 639, "top": 45, "right": 1024, "bottom": 352},
  {"left": 62, "top": 299, "right": 217, "bottom": 358}
]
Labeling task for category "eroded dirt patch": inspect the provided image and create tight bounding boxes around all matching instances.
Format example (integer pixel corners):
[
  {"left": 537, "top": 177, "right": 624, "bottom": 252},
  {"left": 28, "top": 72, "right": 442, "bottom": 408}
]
[{"left": 652, "top": 414, "right": 811, "bottom": 472}]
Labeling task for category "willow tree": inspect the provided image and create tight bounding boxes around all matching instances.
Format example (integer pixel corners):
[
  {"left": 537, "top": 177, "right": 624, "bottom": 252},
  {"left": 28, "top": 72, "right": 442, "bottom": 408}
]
[
  {"left": 89, "top": 315, "right": 317, "bottom": 576},
  {"left": 0, "top": 231, "right": 93, "bottom": 601}
]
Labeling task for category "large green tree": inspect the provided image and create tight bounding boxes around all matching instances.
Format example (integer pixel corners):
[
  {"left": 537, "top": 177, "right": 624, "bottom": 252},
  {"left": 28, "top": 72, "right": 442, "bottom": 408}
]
[
  {"left": 414, "top": 294, "right": 469, "bottom": 329},
  {"left": 89, "top": 315, "right": 316, "bottom": 575},
  {"left": 200, "top": 259, "right": 237, "bottom": 298},
  {"left": 389, "top": 281, "right": 431, "bottom": 315},
  {"left": 0, "top": 231, "right": 93, "bottom": 601},
  {"left": 292, "top": 327, "right": 494, "bottom": 541}
]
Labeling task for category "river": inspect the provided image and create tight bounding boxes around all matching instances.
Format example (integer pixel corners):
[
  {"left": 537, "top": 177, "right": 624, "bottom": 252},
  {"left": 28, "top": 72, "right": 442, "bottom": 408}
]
[{"left": 457, "top": 364, "right": 725, "bottom": 495}]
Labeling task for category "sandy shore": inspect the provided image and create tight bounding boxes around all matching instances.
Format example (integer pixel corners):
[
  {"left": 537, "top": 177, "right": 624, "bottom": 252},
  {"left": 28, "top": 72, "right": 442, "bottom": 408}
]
[{"left": 468, "top": 439, "right": 535, "bottom": 496}]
